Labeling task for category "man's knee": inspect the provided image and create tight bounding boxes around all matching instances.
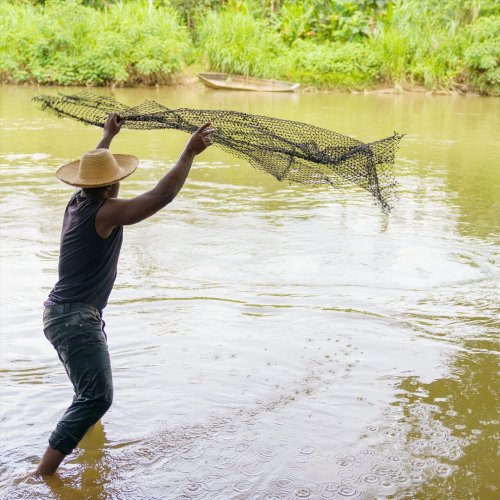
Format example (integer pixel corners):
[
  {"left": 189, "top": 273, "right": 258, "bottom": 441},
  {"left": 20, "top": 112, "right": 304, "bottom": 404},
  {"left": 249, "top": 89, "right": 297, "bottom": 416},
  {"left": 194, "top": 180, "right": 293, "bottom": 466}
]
[
  {"left": 94, "top": 387, "right": 113, "bottom": 416},
  {"left": 89, "top": 364, "right": 114, "bottom": 414}
]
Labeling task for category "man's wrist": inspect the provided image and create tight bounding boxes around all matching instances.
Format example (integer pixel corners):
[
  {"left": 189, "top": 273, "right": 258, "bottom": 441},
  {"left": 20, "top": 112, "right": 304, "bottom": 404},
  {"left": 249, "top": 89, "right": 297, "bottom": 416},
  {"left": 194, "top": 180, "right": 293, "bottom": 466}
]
[{"left": 182, "top": 147, "right": 196, "bottom": 159}]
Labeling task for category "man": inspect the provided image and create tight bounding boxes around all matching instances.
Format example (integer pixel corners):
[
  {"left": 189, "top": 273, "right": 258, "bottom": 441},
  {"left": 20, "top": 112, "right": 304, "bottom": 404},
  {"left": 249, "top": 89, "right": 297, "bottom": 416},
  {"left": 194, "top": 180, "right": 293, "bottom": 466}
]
[{"left": 36, "top": 114, "right": 214, "bottom": 475}]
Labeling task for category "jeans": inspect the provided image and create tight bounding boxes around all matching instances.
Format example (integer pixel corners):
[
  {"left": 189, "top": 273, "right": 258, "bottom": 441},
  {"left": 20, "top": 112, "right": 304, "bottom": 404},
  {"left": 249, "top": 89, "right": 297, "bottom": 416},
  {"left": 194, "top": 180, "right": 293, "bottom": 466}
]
[{"left": 43, "top": 302, "right": 113, "bottom": 455}]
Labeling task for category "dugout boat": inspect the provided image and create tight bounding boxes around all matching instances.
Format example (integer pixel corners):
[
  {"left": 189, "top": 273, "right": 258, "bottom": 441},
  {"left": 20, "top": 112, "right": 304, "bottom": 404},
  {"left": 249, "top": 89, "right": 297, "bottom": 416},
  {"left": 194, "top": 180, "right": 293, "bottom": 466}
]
[{"left": 197, "top": 72, "right": 300, "bottom": 92}]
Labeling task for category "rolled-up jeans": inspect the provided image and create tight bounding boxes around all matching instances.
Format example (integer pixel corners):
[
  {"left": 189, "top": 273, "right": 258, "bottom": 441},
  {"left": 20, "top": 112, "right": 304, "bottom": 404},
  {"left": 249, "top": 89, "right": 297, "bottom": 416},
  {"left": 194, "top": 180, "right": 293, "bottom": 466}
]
[{"left": 43, "top": 302, "right": 113, "bottom": 455}]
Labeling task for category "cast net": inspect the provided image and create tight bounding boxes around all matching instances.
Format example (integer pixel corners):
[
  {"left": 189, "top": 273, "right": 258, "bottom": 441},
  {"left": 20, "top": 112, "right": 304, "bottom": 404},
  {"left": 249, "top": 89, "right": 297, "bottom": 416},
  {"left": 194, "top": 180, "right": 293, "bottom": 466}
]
[{"left": 33, "top": 91, "right": 403, "bottom": 211}]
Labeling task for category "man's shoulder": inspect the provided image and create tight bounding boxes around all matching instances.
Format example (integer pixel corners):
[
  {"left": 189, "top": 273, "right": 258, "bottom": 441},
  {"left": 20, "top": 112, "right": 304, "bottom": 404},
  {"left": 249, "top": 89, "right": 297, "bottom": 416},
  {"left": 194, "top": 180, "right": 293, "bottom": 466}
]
[{"left": 70, "top": 189, "right": 82, "bottom": 201}]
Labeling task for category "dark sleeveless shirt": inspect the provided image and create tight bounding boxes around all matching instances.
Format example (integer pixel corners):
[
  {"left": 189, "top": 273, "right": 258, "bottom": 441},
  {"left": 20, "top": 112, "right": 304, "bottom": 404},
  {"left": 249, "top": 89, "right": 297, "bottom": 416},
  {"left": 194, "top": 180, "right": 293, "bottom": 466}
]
[{"left": 48, "top": 190, "right": 123, "bottom": 312}]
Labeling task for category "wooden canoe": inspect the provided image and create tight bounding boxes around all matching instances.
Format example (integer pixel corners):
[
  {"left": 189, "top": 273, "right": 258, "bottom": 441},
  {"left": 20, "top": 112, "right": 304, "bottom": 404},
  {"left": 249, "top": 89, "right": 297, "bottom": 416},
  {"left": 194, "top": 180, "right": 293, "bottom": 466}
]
[{"left": 197, "top": 72, "right": 300, "bottom": 92}]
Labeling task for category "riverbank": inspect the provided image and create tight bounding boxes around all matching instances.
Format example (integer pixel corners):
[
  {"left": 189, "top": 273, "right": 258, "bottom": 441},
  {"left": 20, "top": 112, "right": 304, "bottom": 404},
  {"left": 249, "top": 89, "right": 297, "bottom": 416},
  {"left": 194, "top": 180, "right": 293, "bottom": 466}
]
[
  {"left": 2, "top": 78, "right": 481, "bottom": 98},
  {"left": 1, "top": 1, "right": 498, "bottom": 96}
]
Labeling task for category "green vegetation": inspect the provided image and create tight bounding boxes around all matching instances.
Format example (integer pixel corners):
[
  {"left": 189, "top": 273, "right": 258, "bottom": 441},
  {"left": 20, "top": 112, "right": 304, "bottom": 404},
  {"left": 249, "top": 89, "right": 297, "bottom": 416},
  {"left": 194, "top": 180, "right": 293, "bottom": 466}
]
[
  {"left": 197, "top": 8, "right": 284, "bottom": 77},
  {"left": 372, "top": 0, "right": 499, "bottom": 92},
  {"left": 0, "top": 0, "right": 498, "bottom": 94},
  {"left": 0, "top": 0, "right": 193, "bottom": 85}
]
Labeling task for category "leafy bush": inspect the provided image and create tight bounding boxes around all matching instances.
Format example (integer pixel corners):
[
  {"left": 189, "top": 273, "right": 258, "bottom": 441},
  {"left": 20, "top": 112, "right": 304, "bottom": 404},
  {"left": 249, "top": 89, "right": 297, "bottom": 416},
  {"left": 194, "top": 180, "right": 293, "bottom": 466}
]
[
  {"left": 371, "top": 0, "right": 482, "bottom": 91},
  {"left": 282, "top": 39, "right": 380, "bottom": 88},
  {"left": 464, "top": 16, "right": 500, "bottom": 94},
  {"left": 0, "top": 0, "right": 194, "bottom": 85},
  {"left": 272, "top": 0, "right": 390, "bottom": 43},
  {"left": 0, "top": 0, "right": 498, "bottom": 94},
  {"left": 272, "top": 1, "right": 316, "bottom": 43},
  {"left": 195, "top": 2, "right": 382, "bottom": 86}
]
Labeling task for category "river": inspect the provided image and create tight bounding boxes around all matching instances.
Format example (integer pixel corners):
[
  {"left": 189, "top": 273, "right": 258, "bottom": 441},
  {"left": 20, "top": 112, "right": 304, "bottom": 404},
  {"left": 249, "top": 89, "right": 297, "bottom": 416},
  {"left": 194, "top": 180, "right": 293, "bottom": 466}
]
[{"left": 0, "top": 85, "right": 498, "bottom": 499}]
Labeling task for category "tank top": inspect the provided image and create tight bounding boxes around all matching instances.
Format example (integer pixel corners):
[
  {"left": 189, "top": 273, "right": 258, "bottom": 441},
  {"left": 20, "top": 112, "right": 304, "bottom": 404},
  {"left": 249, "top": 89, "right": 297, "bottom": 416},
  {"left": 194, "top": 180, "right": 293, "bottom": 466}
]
[{"left": 48, "top": 190, "right": 123, "bottom": 312}]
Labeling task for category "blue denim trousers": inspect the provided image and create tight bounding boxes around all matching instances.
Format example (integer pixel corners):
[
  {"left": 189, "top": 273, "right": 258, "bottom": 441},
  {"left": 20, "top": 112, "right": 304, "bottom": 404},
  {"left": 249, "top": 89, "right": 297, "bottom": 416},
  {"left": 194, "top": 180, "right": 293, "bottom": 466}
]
[{"left": 43, "top": 303, "right": 113, "bottom": 455}]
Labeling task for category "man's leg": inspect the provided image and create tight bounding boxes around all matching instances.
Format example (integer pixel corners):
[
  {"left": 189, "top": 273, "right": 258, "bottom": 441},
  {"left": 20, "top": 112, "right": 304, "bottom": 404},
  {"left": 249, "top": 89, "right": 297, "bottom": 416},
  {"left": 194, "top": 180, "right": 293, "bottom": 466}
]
[
  {"left": 38, "top": 305, "right": 113, "bottom": 475},
  {"left": 36, "top": 447, "right": 66, "bottom": 475}
]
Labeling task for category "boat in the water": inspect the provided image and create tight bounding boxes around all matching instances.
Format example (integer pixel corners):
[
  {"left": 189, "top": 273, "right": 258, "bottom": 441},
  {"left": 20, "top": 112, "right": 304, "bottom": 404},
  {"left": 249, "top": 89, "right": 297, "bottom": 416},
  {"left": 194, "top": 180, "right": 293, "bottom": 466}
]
[{"left": 197, "top": 72, "right": 300, "bottom": 92}]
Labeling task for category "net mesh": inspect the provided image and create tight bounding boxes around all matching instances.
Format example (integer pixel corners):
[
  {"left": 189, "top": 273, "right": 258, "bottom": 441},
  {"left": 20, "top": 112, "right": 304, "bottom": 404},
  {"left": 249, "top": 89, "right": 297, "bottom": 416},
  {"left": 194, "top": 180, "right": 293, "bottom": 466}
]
[{"left": 33, "top": 91, "right": 403, "bottom": 211}]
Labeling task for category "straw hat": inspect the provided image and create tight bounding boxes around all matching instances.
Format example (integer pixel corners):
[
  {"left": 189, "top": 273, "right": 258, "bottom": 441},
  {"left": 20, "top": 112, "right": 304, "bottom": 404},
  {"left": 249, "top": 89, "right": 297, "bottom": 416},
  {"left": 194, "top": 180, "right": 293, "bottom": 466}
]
[{"left": 56, "top": 149, "right": 139, "bottom": 188}]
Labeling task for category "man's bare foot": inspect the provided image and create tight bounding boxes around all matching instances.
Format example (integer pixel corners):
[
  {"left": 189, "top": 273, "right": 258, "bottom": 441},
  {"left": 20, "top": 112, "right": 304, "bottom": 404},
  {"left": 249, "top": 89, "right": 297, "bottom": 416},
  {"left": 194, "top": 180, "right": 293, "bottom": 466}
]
[{"left": 14, "top": 470, "right": 44, "bottom": 484}]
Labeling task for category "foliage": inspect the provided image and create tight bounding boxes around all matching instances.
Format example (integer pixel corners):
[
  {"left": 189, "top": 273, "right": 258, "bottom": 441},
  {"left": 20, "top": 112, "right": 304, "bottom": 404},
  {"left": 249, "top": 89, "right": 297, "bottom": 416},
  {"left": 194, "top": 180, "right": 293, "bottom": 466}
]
[
  {"left": 0, "top": 0, "right": 193, "bottom": 85},
  {"left": 371, "top": 0, "right": 499, "bottom": 93},
  {"left": 282, "top": 39, "right": 380, "bottom": 88},
  {"left": 169, "top": 0, "right": 225, "bottom": 29},
  {"left": 0, "top": 0, "right": 498, "bottom": 94},
  {"left": 196, "top": 8, "right": 285, "bottom": 77},
  {"left": 463, "top": 16, "right": 500, "bottom": 94},
  {"left": 272, "top": 0, "right": 390, "bottom": 43}
]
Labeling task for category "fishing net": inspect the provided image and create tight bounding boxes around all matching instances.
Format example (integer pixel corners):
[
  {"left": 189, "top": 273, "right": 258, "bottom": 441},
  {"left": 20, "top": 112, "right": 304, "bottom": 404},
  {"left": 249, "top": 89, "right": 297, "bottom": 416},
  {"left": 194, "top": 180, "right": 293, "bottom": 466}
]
[{"left": 33, "top": 91, "right": 403, "bottom": 211}]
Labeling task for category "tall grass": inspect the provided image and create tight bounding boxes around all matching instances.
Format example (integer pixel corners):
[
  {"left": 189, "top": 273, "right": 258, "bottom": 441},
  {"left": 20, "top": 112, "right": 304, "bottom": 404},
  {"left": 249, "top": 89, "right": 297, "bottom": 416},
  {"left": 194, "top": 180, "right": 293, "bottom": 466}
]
[
  {"left": 0, "top": 0, "right": 498, "bottom": 94},
  {"left": 196, "top": 8, "right": 285, "bottom": 77},
  {"left": 371, "top": 0, "right": 499, "bottom": 93},
  {"left": 282, "top": 39, "right": 380, "bottom": 89},
  {"left": 195, "top": 3, "right": 382, "bottom": 88},
  {"left": 0, "top": 0, "right": 193, "bottom": 85}
]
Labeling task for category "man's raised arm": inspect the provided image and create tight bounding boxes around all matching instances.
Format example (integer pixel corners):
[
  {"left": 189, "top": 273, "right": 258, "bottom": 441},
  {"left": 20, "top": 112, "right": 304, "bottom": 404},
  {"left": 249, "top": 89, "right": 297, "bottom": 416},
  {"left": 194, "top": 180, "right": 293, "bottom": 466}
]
[{"left": 95, "top": 123, "right": 214, "bottom": 236}]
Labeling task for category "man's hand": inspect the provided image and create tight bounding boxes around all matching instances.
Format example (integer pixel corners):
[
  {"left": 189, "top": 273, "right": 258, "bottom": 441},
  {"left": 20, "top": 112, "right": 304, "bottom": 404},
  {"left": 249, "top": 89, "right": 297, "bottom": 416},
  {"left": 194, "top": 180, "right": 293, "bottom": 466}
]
[
  {"left": 96, "top": 113, "right": 124, "bottom": 149},
  {"left": 103, "top": 113, "right": 124, "bottom": 137},
  {"left": 185, "top": 123, "right": 215, "bottom": 156}
]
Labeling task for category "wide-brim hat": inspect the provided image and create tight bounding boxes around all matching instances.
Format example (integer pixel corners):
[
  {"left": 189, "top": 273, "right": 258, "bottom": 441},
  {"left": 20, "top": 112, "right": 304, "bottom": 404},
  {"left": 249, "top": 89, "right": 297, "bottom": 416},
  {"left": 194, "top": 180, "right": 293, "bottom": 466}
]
[{"left": 56, "top": 148, "right": 139, "bottom": 188}]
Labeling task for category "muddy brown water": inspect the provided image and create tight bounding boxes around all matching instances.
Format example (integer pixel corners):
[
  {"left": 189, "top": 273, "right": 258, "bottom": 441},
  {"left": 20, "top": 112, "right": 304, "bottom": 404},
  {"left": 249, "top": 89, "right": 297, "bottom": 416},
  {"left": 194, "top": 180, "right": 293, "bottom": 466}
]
[{"left": 0, "top": 85, "right": 498, "bottom": 499}]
